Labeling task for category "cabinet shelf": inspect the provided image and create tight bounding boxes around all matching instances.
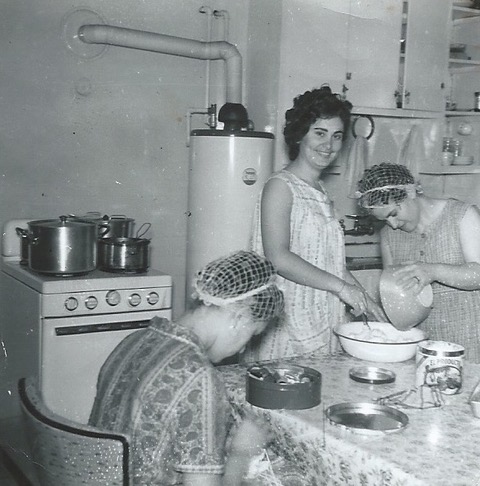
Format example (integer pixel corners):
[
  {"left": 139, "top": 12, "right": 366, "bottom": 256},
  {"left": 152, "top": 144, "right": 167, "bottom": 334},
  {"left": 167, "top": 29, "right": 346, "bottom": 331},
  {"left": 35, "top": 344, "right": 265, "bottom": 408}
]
[
  {"left": 449, "top": 58, "right": 480, "bottom": 72},
  {"left": 420, "top": 166, "right": 480, "bottom": 175},
  {"left": 445, "top": 109, "right": 480, "bottom": 116},
  {"left": 452, "top": 6, "right": 480, "bottom": 22},
  {"left": 352, "top": 107, "right": 443, "bottom": 119}
]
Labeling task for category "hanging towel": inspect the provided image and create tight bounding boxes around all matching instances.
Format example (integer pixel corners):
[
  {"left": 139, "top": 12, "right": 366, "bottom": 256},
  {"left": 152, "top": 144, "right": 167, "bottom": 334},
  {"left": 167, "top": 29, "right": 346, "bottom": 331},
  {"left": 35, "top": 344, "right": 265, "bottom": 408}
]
[
  {"left": 398, "top": 124, "right": 424, "bottom": 180},
  {"left": 346, "top": 135, "right": 368, "bottom": 198}
]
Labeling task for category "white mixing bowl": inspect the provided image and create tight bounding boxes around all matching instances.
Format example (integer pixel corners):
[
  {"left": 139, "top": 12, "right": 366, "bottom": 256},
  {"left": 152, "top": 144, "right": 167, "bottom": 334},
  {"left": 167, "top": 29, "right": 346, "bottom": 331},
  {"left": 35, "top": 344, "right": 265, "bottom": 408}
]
[{"left": 334, "top": 321, "right": 427, "bottom": 363}]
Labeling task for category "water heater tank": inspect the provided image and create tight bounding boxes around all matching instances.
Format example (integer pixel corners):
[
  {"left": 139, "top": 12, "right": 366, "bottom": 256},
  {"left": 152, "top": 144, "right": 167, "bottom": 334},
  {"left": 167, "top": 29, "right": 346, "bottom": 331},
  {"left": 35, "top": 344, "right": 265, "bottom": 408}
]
[{"left": 186, "top": 129, "right": 274, "bottom": 305}]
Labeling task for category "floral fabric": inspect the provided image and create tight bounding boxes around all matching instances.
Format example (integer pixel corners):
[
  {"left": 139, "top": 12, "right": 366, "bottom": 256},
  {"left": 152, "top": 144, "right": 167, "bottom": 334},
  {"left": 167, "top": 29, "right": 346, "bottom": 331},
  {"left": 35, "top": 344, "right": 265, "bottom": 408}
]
[
  {"left": 89, "top": 316, "right": 231, "bottom": 485},
  {"left": 220, "top": 352, "right": 480, "bottom": 486}
]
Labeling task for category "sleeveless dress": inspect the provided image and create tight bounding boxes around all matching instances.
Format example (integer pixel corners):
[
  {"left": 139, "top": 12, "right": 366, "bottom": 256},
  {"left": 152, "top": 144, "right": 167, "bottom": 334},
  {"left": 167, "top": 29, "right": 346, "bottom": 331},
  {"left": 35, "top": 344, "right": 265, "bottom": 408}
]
[
  {"left": 243, "top": 170, "right": 346, "bottom": 362},
  {"left": 382, "top": 199, "right": 480, "bottom": 363}
]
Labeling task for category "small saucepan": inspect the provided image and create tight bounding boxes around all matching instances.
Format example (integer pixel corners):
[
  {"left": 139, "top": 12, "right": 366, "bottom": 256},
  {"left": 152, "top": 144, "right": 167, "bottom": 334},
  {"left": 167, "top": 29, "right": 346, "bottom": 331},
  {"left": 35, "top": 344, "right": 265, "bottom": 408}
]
[{"left": 98, "top": 223, "right": 151, "bottom": 273}]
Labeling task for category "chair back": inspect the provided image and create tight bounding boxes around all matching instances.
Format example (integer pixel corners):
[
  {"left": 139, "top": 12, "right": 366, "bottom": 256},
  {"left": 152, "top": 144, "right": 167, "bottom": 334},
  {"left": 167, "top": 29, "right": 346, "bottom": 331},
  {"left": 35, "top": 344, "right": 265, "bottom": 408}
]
[{"left": 18, "top": 377, "right": 132, "bottom": 486}]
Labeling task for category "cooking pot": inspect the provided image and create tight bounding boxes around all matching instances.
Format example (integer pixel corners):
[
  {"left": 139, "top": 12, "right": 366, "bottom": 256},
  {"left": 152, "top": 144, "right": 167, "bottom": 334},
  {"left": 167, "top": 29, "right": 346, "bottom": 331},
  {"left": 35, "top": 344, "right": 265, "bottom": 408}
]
[
  {"left": 19, "top": 216, "right": 97, "bottom": 275},
  {"left": 16, "top": 227, "right": 29, "bottom": 265},
  {"left": 98, "top": 237, "right": 150, "bottom": 273},
  {"left": 98, "top": 223, "right": 150, "bottom": 273}
]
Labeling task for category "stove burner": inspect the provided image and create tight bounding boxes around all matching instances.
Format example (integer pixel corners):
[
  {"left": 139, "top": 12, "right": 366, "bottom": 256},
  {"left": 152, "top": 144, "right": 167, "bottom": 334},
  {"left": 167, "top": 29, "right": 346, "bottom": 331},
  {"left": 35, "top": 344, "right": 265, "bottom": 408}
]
[
  {"left": 99, "top": 267, "right": 148, "bottom": 275},
  {"left": 40, "top": 271, "right": 91, "bottom": 278}
]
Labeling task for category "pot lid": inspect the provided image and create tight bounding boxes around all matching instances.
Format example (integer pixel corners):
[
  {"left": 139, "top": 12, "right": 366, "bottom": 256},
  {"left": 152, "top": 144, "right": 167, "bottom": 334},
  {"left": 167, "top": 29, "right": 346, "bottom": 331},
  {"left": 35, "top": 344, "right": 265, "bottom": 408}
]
[{"left": 29, "top": 216, "right": 96, "bottom": 228}]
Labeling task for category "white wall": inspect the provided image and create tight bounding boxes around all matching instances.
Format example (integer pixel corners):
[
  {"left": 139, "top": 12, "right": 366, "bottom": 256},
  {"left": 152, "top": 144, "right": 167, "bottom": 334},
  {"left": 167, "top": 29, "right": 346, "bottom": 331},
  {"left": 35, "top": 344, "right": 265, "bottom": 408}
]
[{"left": 0, "top": 0, "right": 251, "bottom": 316}]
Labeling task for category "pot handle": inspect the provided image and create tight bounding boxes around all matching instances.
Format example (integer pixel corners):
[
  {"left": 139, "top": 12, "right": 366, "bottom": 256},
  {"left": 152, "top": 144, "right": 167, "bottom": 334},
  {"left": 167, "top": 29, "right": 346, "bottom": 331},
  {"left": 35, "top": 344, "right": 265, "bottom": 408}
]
[
  {"left": 16, "top": 227, "right": 29, "bottom": 238},
  {"left": 16, "top": 227, "right": 39, "bottom": 245},
  {"left": 110, "top": 214, "right": 128, "bottom": 220},
  {"left": 136, "top": 222, "right": 151, "bottom": 239},
  {"left": 98, "top": 223, "right": 110, "bottom": 238}
]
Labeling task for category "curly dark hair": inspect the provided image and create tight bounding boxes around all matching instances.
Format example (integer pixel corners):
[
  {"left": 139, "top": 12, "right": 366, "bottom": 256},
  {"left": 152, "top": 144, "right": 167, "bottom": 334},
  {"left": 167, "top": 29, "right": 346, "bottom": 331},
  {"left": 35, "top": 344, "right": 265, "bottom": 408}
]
[{"left": 283, "top": 85, "right": 353, "bottom": 161}]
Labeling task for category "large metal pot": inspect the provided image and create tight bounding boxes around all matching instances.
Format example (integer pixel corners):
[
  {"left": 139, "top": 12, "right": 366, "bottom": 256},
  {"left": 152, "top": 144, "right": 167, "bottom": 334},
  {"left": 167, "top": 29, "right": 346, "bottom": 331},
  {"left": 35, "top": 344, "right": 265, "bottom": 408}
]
[
  {"left": 21, "top": 216, "right": 97, "bottom": 275},
  {"left": 98, "top": 236, "right": 150, "bottom": 273}
]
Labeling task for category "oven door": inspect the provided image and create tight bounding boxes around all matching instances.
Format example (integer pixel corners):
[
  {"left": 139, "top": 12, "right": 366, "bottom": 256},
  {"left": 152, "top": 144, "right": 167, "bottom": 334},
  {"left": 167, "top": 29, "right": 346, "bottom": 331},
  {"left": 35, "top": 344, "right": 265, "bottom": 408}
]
[{"left": 41, "top": 309, "right": 171, "bottom": 424}]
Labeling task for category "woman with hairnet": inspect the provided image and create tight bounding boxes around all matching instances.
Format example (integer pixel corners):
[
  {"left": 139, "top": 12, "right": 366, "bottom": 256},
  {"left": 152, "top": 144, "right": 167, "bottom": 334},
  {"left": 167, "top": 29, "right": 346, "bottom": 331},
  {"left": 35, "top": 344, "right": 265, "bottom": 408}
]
[
  {"left": 89, "top": 250, "right": 299, "bottom": 485},
  {"left": 356, "top": 163, "right": 480, "bottom": 362}
]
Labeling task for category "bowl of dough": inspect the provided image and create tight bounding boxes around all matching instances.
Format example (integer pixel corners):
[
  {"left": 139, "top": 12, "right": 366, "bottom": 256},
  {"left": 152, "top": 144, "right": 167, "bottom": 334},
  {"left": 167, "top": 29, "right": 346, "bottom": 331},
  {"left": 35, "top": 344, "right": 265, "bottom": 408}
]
[
  {"left": 379, "top": 266, "right": 434, "bottom": 331},
  {"left": 334, "top": 321, "right": 427, "bottom": 363}
]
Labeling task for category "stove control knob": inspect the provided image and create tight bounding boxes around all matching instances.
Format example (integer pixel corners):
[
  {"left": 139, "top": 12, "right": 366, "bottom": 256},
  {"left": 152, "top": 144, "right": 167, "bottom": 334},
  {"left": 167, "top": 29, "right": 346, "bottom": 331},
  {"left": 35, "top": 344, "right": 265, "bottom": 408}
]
[
  {"left": 85, "top": 296, "right": 98, "bottom": 310},
  {"left": 65, "top": 296, "right": 79, "bottom": 311},
  {"left": 106, "top": 290, "right": 121, "bottom": 306},
  {"left": 129, "top": 293, "right": 141, "bottom": 307},
  {"left": 147, "top": 291, "right": 159, "bottom": 306}
]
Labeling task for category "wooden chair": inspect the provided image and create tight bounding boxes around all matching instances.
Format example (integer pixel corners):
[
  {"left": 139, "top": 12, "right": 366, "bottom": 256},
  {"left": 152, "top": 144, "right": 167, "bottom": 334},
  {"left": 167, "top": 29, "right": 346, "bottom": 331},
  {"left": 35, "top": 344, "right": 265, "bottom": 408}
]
[{"left": 18, "top": 377, "right": 132, "bottom": 486}]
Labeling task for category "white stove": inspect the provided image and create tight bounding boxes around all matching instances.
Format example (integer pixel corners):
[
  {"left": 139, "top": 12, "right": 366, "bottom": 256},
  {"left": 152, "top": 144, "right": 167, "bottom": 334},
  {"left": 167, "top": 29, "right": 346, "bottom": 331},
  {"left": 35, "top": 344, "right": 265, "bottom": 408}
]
[{"left": 0, "top": 219, "right": 172, "bottom": 423}]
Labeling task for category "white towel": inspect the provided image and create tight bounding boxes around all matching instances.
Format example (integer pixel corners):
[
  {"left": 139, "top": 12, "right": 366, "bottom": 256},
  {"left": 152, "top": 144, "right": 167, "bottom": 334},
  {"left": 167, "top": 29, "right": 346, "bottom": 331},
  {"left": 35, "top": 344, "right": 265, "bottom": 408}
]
[
  {"left": 398, "top": 124, "right": 424, "bottom": 179},
  {"left": 346, "top": 135, "right": 368, "bottom": 198}
]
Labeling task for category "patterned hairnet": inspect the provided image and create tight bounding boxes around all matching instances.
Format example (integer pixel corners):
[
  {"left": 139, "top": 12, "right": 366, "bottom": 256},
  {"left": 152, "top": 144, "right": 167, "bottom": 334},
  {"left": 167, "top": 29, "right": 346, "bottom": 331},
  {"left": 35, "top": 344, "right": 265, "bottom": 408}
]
[
  {"left": 356, "top": 163, "right": 421, "bottom": 209},
  {"left": 193, "top": 251, "right": 284, "bottom": 321}
]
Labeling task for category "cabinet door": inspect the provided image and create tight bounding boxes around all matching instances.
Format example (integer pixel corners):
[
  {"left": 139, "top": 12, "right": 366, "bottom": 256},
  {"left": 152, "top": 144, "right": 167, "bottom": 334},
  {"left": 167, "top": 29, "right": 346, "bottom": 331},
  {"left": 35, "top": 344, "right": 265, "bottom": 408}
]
[
  {"left": 345, "top": 0, "right": 404, "bottom": 109},
  {"left": 402, "top": 0, "right": 450, "bottom": 111}
]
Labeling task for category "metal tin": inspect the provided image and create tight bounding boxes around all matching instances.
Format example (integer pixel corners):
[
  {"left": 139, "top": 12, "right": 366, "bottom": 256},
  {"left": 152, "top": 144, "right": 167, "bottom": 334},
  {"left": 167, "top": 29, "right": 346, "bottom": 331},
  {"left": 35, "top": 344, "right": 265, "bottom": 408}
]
[
  {"left": 349, "top": 366, "right": 396, "bottom": 385},
  {"left": 246, "top": 364, "right": 321, "bottom": 410},
  {"left": 416, "top": 340, "right": 465, "bottom": 395},
  {"left": 325, "top": 402, "right": 408, "bottom": 435}
]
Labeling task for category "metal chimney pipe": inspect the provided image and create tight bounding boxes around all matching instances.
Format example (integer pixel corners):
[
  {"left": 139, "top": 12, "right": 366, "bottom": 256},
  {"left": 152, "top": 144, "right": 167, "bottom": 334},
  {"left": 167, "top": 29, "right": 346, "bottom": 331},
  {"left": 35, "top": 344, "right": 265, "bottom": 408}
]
[{"left": 78, "top": 24, "right": 242, "bottom": 103}]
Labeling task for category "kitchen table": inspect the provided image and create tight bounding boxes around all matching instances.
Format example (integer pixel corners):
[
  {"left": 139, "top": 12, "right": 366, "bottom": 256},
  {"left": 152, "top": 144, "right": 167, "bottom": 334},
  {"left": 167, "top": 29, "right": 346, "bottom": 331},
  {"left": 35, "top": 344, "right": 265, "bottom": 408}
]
[{"left": 219, "top": 353, "right": 480, "bottom": 486}]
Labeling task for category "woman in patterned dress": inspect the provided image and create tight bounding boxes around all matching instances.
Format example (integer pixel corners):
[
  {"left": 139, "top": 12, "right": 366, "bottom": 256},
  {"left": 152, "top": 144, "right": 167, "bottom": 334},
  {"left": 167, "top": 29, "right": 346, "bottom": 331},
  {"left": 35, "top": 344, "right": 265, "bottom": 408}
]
[
  {"left": 89, "top": 251, "right": 298, "bottom": 485},
  {"left": 244, "top": 86, "right": 385, "bottom": 362},
  {"left": 356, "top": 163, "right": 480, "bottom": 362}
]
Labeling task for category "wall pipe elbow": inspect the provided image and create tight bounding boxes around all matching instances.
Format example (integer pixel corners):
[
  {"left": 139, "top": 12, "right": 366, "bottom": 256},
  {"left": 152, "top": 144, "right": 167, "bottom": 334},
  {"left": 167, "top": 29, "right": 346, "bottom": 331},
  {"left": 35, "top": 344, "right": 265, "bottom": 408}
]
[{"left": 78, "top": 24, "right": 242, "bottom": 103}]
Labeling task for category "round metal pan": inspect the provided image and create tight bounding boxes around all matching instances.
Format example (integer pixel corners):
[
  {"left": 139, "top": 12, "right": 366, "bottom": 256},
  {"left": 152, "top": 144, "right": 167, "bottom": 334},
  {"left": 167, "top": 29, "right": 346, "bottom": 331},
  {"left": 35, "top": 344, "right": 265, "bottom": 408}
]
[
  {"left": 325, "top": 402, "right": 408, "bottom": 435},
  {"left": 349, "top": 366, "right": 396, "bottom": 385}
]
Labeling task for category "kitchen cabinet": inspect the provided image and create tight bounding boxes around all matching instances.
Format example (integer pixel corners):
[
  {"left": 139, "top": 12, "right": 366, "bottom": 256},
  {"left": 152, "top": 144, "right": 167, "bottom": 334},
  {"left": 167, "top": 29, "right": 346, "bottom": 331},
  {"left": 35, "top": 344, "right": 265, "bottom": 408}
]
[
  {"left": 447, "top": 2, "right": 480, "bottom": 112},
  {"left": 398, "top": 0, "right": 451, "bottom": 112},
  {"left": 276, "top": 0, "right": 451, "bottom": 121}
]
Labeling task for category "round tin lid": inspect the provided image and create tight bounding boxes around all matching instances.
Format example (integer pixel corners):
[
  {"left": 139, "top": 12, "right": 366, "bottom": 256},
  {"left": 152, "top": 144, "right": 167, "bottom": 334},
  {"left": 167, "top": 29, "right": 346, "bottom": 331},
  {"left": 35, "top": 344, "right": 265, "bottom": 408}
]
[
  {"left": 349, "top": 366, "right": 396, "bottom": 385},
  {"left": 325, "top": 402, "right": 408, "bottom": 435}
]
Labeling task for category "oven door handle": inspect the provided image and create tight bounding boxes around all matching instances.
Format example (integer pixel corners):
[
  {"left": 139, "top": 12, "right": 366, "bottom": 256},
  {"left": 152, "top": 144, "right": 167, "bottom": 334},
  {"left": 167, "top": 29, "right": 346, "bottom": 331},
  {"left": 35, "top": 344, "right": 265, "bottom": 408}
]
[{"left": 55, "top": 320, "right": 151, "bottom": 336}]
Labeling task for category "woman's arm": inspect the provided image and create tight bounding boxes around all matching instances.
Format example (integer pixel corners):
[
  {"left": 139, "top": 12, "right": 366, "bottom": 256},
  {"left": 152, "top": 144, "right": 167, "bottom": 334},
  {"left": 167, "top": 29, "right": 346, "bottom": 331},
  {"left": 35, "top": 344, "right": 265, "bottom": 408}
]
[
  {"left": 261, "top": 177, "right": 368, "bottom": 315},
  {"left": 393, "top": 205, "right": 480, "bottom": 291}
]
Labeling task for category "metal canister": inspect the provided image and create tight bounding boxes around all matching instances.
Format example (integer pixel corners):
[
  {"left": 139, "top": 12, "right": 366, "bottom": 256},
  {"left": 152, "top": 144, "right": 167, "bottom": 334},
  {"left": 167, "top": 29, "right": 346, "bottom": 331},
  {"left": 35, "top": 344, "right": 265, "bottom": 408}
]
[{"left": 416, "top": 340, "right": 465, "bottom": 395}]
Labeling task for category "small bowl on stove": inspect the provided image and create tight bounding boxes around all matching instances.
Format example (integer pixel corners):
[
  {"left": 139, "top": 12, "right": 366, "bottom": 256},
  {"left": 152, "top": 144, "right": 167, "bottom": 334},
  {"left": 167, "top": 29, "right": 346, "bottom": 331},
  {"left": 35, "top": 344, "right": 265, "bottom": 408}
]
[{"left": 246, "top": 364, "right": 321, "bottom": 410}]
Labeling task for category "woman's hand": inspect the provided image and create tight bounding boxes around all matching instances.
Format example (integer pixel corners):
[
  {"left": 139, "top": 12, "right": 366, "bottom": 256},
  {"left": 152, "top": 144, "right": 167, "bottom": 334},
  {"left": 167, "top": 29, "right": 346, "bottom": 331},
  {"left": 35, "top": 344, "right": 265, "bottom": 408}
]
[
  {"left": 392, "top": 263, "right": 434, "bottom": 292},
  {"left": 230, "top": 418, "right": 272, "bottom": 457},
  {"left": 366, "top": 295, "right": 388, "bottom": 322},
  {"left": 338, "top": 283, "right": 369, "bottom": 316}
]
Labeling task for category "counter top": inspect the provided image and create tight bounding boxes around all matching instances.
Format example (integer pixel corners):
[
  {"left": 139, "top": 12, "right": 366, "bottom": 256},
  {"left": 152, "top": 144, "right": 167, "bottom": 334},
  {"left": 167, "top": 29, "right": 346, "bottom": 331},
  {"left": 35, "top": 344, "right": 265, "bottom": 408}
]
[{"left": 219, "top": 353, "right": 480, "bottom": 486}]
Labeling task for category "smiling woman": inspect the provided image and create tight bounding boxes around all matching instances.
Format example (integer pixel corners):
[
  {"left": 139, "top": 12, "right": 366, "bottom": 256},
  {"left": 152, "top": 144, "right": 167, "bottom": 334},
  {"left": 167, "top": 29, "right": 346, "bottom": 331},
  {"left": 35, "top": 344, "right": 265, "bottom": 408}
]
[{"left": 242, "top": 86, "right": 385, "bottom": 363}]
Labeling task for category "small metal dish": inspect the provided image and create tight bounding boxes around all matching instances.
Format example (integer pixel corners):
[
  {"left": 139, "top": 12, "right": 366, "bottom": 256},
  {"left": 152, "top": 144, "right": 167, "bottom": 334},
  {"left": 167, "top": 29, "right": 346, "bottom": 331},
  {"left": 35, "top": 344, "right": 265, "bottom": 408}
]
[
  {"left": 325, "top": 402, "right": 408, "bottom": 435},
  {"left": 349, "top": 366, "right": 396, "bottom": 385}
]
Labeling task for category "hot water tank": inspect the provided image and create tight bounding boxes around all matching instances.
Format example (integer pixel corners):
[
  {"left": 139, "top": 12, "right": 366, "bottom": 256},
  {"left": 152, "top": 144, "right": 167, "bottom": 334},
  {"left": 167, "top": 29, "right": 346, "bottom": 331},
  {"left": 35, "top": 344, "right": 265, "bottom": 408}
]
[{"left": 186, "top": 128, "right": 274, "bottom": 305}]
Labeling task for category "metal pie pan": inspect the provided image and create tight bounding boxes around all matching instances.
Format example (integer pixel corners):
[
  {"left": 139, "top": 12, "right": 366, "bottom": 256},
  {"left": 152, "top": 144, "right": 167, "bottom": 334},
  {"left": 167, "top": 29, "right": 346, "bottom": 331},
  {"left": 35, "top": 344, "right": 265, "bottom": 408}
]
[
  {"left": 349, "top": 366, "right": 396, "bottom": 384},
  {"left": 325, "top": 402, "right": 408, "bottom": 435}
]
